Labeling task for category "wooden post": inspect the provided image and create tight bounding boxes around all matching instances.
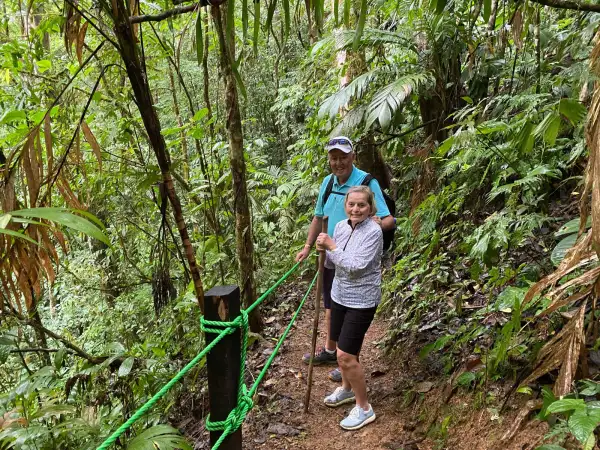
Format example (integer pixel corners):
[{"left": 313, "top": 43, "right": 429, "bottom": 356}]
[
  {"left": 304, "top": 216, "right": 329, "bottom": 413},
  {"left": 205, "top": 285, "right": 242, "bottom": 450}
]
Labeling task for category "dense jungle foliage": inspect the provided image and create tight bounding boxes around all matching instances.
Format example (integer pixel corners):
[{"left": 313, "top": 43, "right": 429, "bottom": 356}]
[{"left": 2, "top": 0, "right": 600, "bottom": 447}]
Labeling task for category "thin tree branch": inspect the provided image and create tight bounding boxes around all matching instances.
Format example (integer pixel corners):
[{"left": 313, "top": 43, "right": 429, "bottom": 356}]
[
  {"left": 130, "top": 2, "right": 197, "bottom": 23},
  {"left": 372, "top": 120, "right": 436, "bottom": 146},
  {"left": 11, "top": 348, "right": 75, "bottom": 354},
  {"left": 530, "top": 0, "right": 600, "bottom": 12},
  {"left": 6, "top": 307, "right": 103, "bottom": 364}
]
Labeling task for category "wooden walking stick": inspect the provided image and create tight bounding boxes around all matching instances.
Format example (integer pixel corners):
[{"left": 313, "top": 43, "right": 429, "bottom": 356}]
[{"left": 304, "top": 216, "right": 328, "bottom": 413}]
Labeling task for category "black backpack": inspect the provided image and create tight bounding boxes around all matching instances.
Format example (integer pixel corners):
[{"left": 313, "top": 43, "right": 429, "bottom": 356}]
[{"left": 322, "top": 174, "right": 396, "bottom": 251}]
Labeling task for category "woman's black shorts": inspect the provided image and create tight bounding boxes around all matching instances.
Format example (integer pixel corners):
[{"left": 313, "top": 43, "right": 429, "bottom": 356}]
[{"left": 330, "top": 301, "right": 377, "bottom": 356}]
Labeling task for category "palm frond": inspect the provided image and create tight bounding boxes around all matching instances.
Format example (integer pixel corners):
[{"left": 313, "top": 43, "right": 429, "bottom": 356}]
[
  {"left": 311, "top": 28, "right": 415, "bottom": 57},
  {"left": 364, "top": 73, "right": 433, "bottom": 130},
  {"left": 318, "top": 68, "right": 385, "bottom": 119}
]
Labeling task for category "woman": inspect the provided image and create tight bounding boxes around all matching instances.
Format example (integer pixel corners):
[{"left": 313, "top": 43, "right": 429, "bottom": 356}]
[{"left": 315, "top": 185, "right": 383, "bottom": 431}]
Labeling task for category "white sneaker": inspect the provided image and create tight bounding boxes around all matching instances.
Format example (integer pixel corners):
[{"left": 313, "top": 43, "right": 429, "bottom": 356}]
[
  {"left": 340, "top": 404, "right": 376, "bottom": 430},
  {"left": 323, "top": 386, "right": 355, "bottom": 407}
]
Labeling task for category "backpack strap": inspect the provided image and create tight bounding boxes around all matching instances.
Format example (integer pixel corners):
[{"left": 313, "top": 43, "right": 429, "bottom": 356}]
[
  {"left": 322, "top": 175, "right": 336, "bottom": 209},
  {"left": 361, "top": 174, "right": 374, "bottom": 186}
]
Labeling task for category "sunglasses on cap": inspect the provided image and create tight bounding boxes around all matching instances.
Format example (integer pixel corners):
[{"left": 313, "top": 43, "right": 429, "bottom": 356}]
[{"left": 327, "top": 138, "right": 352, "bottom": 147}]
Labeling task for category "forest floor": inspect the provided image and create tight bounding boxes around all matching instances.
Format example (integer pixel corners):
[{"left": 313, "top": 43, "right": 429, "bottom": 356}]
[{"left": 182, "top": 278, "right": 549, "bottom": 450}]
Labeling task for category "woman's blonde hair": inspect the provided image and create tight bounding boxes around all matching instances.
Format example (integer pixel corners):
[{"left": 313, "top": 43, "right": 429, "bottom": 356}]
[{"left": 345, "top": 186, "right": 377, "bottom": 216}]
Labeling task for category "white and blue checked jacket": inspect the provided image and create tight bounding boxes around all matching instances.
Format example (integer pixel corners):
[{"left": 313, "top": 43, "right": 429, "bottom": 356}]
[{"left": 326, "top": 217, "right": 383, "bottom": 309}]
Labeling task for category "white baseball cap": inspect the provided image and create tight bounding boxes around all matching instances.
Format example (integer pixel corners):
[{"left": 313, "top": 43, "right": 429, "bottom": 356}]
[{"left": 325, "top": 136, "right": 353, "bottom": 154}]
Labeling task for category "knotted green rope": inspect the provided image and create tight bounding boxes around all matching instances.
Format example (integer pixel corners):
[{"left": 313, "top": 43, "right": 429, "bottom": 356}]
[
  {"left": 202, "top": 273, "right": 317, "bottom": 450},
  {"left": 95, "top": 324, "right": 235, "bottom": 450},
  {"left": 96, "top": 260, "right": 307, "bottom": 450}
]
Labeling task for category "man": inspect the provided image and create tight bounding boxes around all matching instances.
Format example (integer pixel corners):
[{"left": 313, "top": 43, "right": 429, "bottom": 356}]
[{"left": 295, "top": 136, "right": 395, "bottom": 381}]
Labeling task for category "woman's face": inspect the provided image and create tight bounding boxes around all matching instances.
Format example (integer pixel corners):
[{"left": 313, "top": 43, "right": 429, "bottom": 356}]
[{"left": 345, "top": 192, "right": 372, "bottom": 224}]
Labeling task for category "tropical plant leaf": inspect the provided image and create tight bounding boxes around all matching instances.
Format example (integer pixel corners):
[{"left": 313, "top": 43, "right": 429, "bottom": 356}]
[
  {"left": 352, "top": 0, "right": 368, "bottom": 50},
  {"left": 318, "top": 67, "right": 383, "bottom": 119},
  {"left": 546, "top": 398, "right": 586, "bottom": 414},
  {"left": 482, "top": 0, "right": 491, "bottom": 22},
  {"left": 118, "top": 357, "right": 134, "bottom": 377},
  {"left": 568, "top": 409, "right": 600, "bottom": 443},
  {"left": 560, "top": 98, "right": 587, "bottom": 126},
  {"left": 126, "top": 425, "right": 192, "bottom": 450},
  {"left": 333, "top": 0, "right": 338, "bottom": 26},
  {"left": 364, "top": 73, "right": 432, "bottom": 131},
  {"left": 555, "top": 217, "right": 592, "bottom": 237},
  {"left": 0, "top": 228, "right": 40, "bottom": 246},
  {"left": 76, "top": 21, "right": 88, "bottom": 65},
  {"left": 343, "top": 0, "right": 350, "bottom": 27},
  {"left": 534, "top": 112, "right": 561, "bottom": 146},
  {"left": 551, "top": 233, "right": 578, "bottom": 266},
  {"left": 10, "top": 208, "right": 110, "bottom": 246}
]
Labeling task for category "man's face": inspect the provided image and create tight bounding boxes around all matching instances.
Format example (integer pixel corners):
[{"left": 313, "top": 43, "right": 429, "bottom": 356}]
[{"left": 328, "top": 149, "right": 355, "bottom": 181}]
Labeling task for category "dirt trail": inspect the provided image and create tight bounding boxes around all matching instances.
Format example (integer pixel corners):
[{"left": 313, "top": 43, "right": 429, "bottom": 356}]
[
  {"left": 243, "top": 298, "right": 408, "bottom": 450},
  {"left": 186, "top": 280, "right": 548, "bottom": 450}
]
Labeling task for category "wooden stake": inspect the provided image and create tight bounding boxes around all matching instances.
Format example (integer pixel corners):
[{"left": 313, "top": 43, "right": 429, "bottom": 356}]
[
  {"left": 304, "top": 216, "right": 328, "bottom": 413},
  {"left": 205, "top": 285, "right": 242, "bottom": 450}
]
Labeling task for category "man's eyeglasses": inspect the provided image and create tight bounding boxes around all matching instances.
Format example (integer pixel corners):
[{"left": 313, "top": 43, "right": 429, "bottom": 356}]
[{"left": 328, "top": 138, "right": 352, "bottom": 147}]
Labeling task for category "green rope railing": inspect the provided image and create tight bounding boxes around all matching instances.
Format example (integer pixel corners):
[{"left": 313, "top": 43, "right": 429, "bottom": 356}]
[
  {"left": 203, "top": 272, "right": 318, "bottom": 450},
  {"left": 96, "top": 260, "right": 311, "bottom": 450}
]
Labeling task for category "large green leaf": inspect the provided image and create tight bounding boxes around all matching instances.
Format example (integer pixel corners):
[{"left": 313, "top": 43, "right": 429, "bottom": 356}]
[
  {"left": 343, "top": 0, "right": 350, "bottom": 27},
  {"left": 551, "top": 233, "right": 578, "bottom": 266},
  {"left": 10, "top": 208, "right": 110, "bottom": 246},
  {"left": 126, "top": 425, "right": 192, "bottom": 450},
  {"left": 118, "top": 357, "right": 134, "bottom": 377},
  {"left": 0, "top": 228, "right": 40, "bottom": 245},
  {"left": 547, "top": 398, "right": 586, "bottom": 414},
  {"left": 0, "top": 213, "right": 11, "bottom": 229},
  {"left": 352, "top": 0, "right": 368, "bottom": 50},
  {"left": 559, "top": 98, "right": 587, "bottom": 126},
  {"left": 0, "top": 110, "right": 26, "bottom": 124},
  {"left": 534, "top": 112, "right": 560, "bottom": 146},
  {"left": 364, "top": 73, "right": 432, "bottom": 131},
  {"left": 31, "top": 405, "right": 76, "bottom": 420},
  {"left": 568, "top": 409, "right": 600, "bottom": 443},
  {"left": 482, "top": 0, "right": 491, "bottom": 22},
  {"left": 515, "top": 120, "right": 535, "bottom": 154},
  {"left": 333, "top": 0, "right": 338, "bottom": 26},
  {"left": 555, "top": 217, "right": 592, "bottom": 237}
]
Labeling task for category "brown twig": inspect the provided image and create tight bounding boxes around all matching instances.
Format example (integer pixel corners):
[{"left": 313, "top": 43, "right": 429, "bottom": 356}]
[{"left": 530, "top": 0, "right": 600, "bottom": 12}]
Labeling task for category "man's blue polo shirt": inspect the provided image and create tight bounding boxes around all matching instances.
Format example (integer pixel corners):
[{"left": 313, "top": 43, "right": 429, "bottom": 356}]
[{"left": 314, "top": 166, "right": 391, "bottom": 236}]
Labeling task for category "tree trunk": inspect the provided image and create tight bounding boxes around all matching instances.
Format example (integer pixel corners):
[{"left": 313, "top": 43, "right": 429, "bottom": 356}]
[
  {"left": 410, "top": 41, "right": 462, "bottom": 232},
  {"left": 535, "top": 7, "right": 541, "bottom": 94},
  {"left": 202, "top": 12, "right": 215, "bottom": 139},
  {"left": 2, "top": 0, "right": 9, "bottom": 37},
  {"left": 111, "top": 0, "right": 205, "bottom": 312},
  {"left": 211, "top": 3, "right": 261, "bottom": 332},
  {"left": 168, "top": 66, "right": 190, "bottom": 181},
  {"left": 343, "top": 50, "right": 391, "bottom": 188}
]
